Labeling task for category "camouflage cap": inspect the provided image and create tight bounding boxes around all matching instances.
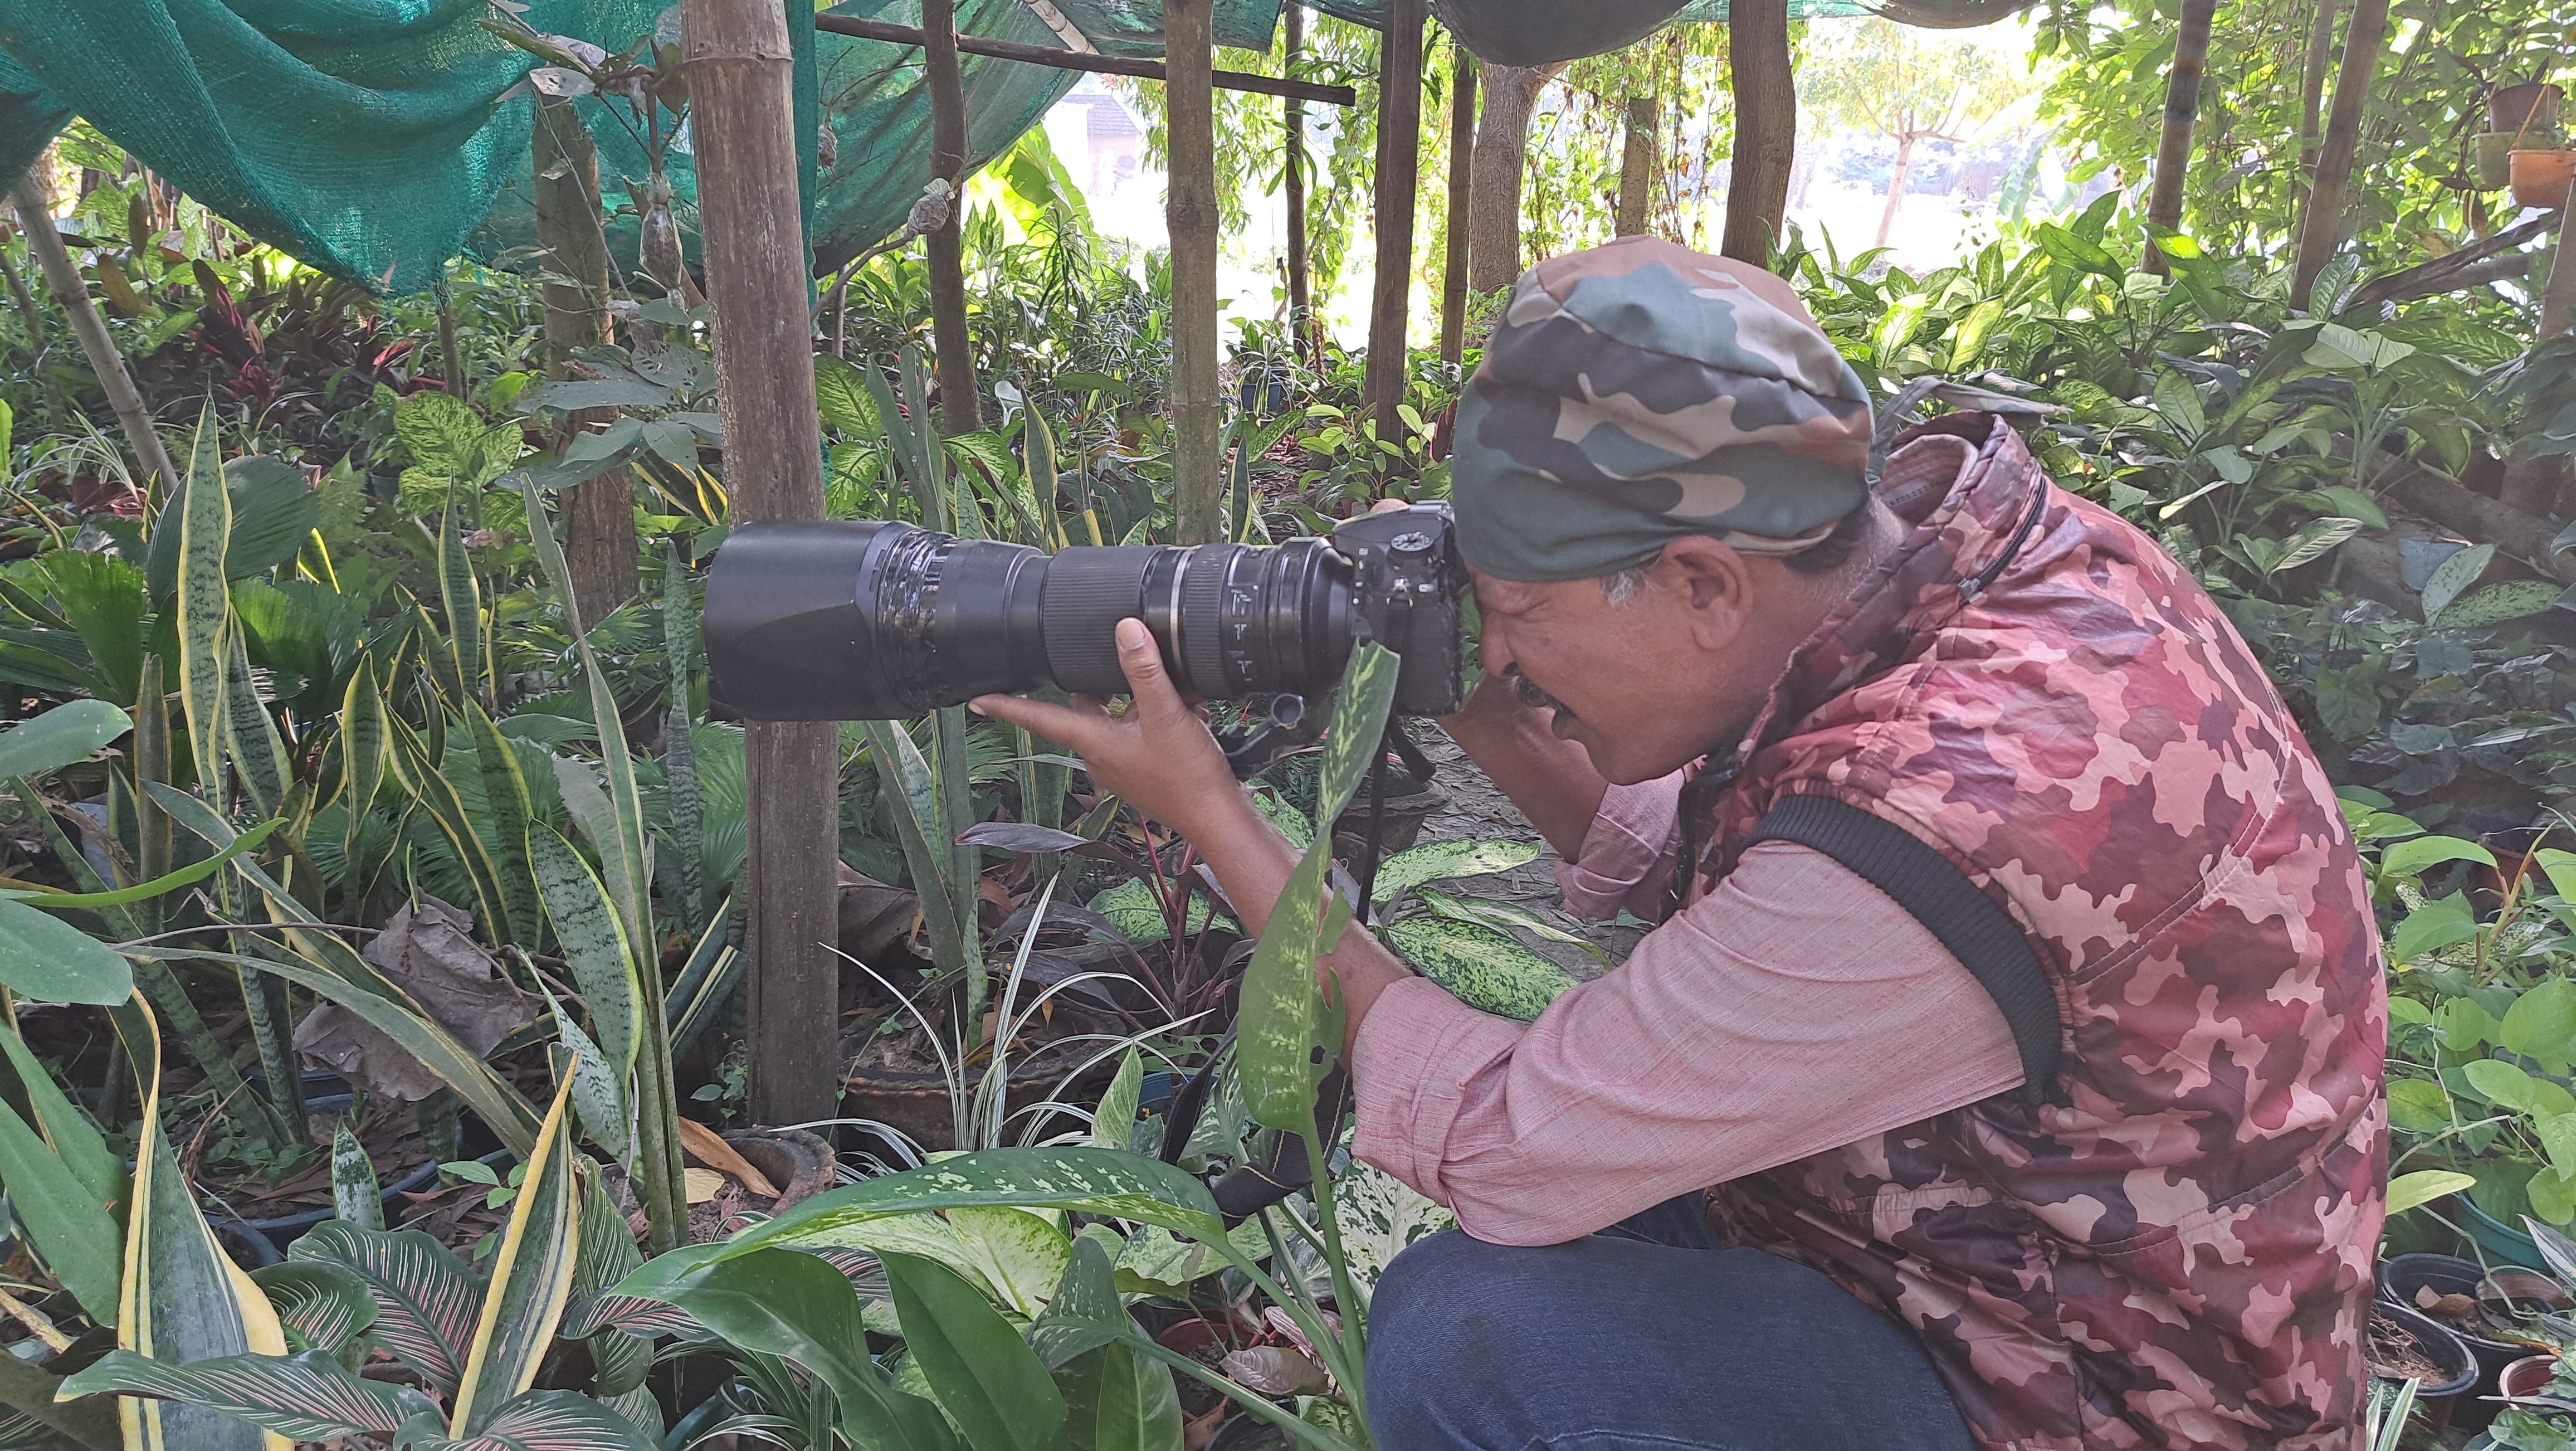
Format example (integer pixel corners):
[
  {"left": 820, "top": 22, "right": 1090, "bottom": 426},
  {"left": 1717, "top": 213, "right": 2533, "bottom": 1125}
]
[{"left": 1451, "top": 236, "right": 1874, "bottom": 583}]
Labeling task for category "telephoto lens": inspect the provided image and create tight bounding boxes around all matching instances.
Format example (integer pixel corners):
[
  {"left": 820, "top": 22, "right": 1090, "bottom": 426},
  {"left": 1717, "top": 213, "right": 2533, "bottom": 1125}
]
[{"left": 702, "top": 505, "right": 1465, "bottom": 722}]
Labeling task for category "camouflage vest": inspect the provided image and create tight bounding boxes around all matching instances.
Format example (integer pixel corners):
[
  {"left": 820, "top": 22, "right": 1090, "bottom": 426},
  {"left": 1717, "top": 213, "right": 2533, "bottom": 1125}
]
[{"left": 1699, "top": 414, "right": 2387, "bottom": 1450}]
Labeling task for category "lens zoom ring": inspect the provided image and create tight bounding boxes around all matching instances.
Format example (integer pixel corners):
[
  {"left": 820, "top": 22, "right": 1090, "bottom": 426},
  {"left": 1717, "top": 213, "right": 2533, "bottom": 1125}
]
[
  {"left": 1041, "top": 548, "right": 1154, "bottom": 695},
  {"left": 1175, "top": 546, "right": 1236, "bottom": 697}
]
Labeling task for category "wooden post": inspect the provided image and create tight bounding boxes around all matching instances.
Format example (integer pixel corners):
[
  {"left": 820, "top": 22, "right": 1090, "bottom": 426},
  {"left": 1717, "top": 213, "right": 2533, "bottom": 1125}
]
[
  {"left": 534, "top": 94, "right": 639, "bottom": 631},
  {"left": 1616, "top": 96, "right": 1656, "bottom": 237},
  {"left": 1360, "top": 0, "right": 1426, "bottom": 451},
  {"left": 1467, "top": 64, "right": 1561, "bottom": 295},
  {"left": 681, "top": 0, "right": 840, "bottom": 1129},
  {"left": 1284, "top": 2, "right": 1315, "bottom": 369},
  {"left": 2143, "top": 0, "right": 2217, "bottom": 274},
  {"left": 1720, "top": 0, "right": 1794, "bottom": 265},
  {"left": 1167, "top": 0, "right": 1222, "bottom": 544},
  {"left": 923, "top": 0, "right": 984, "bottom": 435},
  {"left": 2290, "top": 0, "right": 2389, "bottom": 309},
  {"left": 9, "top": 178, "right": 179, "bottom": 494},
  {"left": 1438, "top": 45, "right": 1476, "bottom": 366},
  {"left": 2293, "top": 0, "right": 2341, "bottom": 218},
  {"left": 2543, "top": 202, "right": 2576, "bottom": 339}
]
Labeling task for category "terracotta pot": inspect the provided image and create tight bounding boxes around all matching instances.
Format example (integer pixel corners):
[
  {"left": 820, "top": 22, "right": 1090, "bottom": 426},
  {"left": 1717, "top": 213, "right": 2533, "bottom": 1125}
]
[
  {"left": 2509, "top": 149, "right": 2576, "bottom": 210},
  {"left": 2491, "top": 82, "right": 2564, "bottom": 136},
  {"left": 2476, "top": 132, "right": 2560, "bottom": 188},
  {"left": 2502, "top": 1352, "right": 2563, "bottom": 1400}
]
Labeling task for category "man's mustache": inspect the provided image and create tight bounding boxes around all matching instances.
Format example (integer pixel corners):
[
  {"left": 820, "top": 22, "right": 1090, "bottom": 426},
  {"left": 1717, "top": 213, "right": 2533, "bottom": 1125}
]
[{"left": 1513, "top": 671, "right": 1574, "bottom": 719}]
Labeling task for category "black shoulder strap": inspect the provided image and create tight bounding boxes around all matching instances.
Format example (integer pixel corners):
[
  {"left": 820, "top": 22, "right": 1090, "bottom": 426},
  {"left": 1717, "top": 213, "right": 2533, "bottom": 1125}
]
[{"left": 1747, "top": 795, "right": 2063, "bottom": 1108}]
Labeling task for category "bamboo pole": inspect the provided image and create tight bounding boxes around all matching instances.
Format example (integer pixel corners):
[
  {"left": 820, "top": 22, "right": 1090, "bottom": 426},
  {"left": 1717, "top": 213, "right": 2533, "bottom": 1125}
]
[
  {"left": 1616, "top": 96, "right": 1656, "bottom": 237},
  {"left": 1719, "top": 0, "right": 1794, "bottom": 265},
  {"left": 534, "top": 94, "right": 638, "bottom": 631},
  {"left": 1168, "top": 0, "right": 1222, "bottom": 543},
  {"left": 1360, "top": 0, "right": 1426, "bottom": 453},
  {"left": 2294, "top": 0, "right": 2341, "bottom": 219},
  {"left": 1285, "top": 2, "right": 1315, "bottom": 369},
  {"left": 681, "top": 0, "right": 841, "bottom": 1135},
  {"left": 814, "top": 14, "right": 1354, "bottom": 104},
  {"left": 8, "top": 179, "right": 178, "bottom": 493},
  {"left": 2290, "top": 0, "right": 2389, "bottom": 309},
  {"left": 2143, "top": 0, "right": 2217, "bottom": 274},
  {"left": 1438, "top": 44, "right": 1476, "bottom": 366},
  {"left": 923, "top": 0, "right": 984, "bottom": 435}
]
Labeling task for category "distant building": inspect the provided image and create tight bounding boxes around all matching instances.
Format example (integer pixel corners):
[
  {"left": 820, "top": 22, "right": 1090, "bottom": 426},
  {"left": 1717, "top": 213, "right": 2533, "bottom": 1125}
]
[{"left": 1046, "top": 82, "right": 1148, "bottom": 198}]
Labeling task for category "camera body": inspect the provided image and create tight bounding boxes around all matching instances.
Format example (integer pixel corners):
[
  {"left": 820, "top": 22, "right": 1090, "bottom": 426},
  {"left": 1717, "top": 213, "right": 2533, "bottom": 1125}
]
[{"left": 702, "top": 504, "right": 1467, "bottom": 723}]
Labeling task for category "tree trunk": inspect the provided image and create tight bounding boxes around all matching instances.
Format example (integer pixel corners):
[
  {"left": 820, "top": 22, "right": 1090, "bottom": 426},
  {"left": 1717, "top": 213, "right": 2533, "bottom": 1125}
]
[
  {"left": 1466, "top": 64, "right": 1560, "bottom": 296},
  {"left": 2507, "top": 198, "right": 2576, "bottom": 517},
  {"left": 681, "top": 0, "right": 840, "bottom": 1146},
  {"left": 1720, "top": 0, "right": 1794, "bottom": 265},
  {"left": 8, "top": 178, "right": 178, "bottom": 493},
  {"left": 922, "top": 0, "right": 983, "bottom": 434},
  {"left": 2541, "top": 191, "right": 2576, "bottom": 340},
  {"left": 1284, "top": 1, "right": 1315, "bottom": 369},
  {"left": 1874, "top": 134, "right": 1915, "bottom": 248},
  {"left": 2143, "top": 0, "right": 2217, "bottom": 274},
  {"left": 2290, "top": 0, "right": 2389, "bottom": 309},
  {"left": 1360, "top": 0, "right": 1426, "bottom": 454},
  {"left": 1616, "top": 95, "right": 1656, "bottom": 237},
  {"left": 1167, "top": 0, "right": 1222, "bottom": 542},
  {"left": 534, "top": 95, "right": 637, "bottom": 631},
  {"left": 2293, "top": 0, "right": 2341, "bottom": 218},
  {"left": 1438, "top": 46, "right": 1477, "bottom": 366}
]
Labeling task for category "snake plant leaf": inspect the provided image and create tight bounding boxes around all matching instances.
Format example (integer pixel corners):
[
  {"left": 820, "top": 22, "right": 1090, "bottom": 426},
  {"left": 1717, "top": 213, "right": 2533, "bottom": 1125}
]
[
  {"left": 863, "top": 718, "right": 968, "bottom": 971},
  {"left": 629, "top": 1245, "right": 960, "bottom": 1451},
  {"left": 118, "top": 996, "right": 292, "bottom": 1451},
  {"left": 1368, "top": 839, "right": 1543, "bottom": 906},
  {"left": 464, "top": 702, "right": 541, "bottom": 946},
  {"left": 247, "top": 1262, "right": 379, "bottom": 1355},
  {"left": 388, "top": 718, "right": 513, "bottom": 948},
  {"left": 0, "top": 895, "right": 133, "bottom": 1004},
  {"left": 223, "top": 627, "right": 290, "bottom": 816},
  {"left": 529, "top": 825, "right": 641, "bottom": 1077},
  {"left": 2, "top": 819, "right": 281, "bottom": 911},
  {"left": 289, "top": 1223, "right": 481, "bottom": 1395},
  {"left": 448, "top": 1074, "right": 584, "bottom": 1438},
  {"left": 58, "top": 1347, "right": 435, "bottom": 1440},
  {"left": 882, "top": 1251, "right": 1067, "bottom": 1451},
  {"left": 330, "top": 1119, "right": 384, "bottom": 1230},
  {"left": 416, "top": 1389, "right": 662, "bottom": 1450},
  {"left": 0, "top": 698, "right": 130, "bottom": 779},
  {"left": 1234, "top": 643, "right": 1397, "bottom": 1136},
  {"left": 535, "top": 978, "right": 632, "bottom": 1162},
  {"left": 0, "top": 1087, "right": 121, "bottom": 1323},
  {"left": 621, "top": 1148, "right": 1227, "bottom": 1283},
  {"left": 438, "top": 478, "right": 486, "bottom": 704},
  {"left": 174, "top": 403, "right": 232, "bottom": 795},
  {"left": 338, "top": 655, "right": 388, "bottom": 864}
]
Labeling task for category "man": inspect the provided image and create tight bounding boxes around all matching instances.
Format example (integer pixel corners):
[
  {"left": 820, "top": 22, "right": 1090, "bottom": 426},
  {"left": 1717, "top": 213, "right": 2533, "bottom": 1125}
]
[{"left": 977, "top": 236, "right": 2385, "bottom": 1450}]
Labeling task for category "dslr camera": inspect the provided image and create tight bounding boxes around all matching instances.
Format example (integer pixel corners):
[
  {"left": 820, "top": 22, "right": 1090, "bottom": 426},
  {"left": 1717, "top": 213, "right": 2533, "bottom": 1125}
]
[{"left": 703, "top": 505, "right": 1468, "bottom": 761}]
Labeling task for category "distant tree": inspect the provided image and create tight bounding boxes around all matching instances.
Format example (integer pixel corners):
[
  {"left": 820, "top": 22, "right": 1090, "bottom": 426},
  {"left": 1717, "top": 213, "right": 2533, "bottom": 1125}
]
[{"left": 1801, "top": 18, "right": 2038, "bottom": 246}]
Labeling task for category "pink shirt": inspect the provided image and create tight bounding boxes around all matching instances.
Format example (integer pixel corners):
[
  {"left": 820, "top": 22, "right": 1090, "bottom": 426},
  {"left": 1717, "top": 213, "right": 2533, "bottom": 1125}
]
[{"left": 1351, "top": 771, "right": 2026, "bottom": 1246}]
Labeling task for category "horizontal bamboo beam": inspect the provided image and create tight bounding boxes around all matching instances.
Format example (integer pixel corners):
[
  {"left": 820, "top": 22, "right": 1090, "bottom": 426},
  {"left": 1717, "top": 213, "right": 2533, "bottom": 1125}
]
[{"left": 813, "top": 13, "right": 1357, "bottom": 106}]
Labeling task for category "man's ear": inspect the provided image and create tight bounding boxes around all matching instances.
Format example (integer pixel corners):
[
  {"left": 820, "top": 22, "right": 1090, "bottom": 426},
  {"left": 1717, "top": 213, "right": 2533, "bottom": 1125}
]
[{"left": 1653, "top": 535, "right": 1754, "bottom": 650}]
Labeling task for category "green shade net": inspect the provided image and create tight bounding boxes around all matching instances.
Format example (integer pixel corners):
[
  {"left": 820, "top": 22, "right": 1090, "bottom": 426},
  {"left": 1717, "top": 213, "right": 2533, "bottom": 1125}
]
[
  {"left": 1310, "top": 0, "right": 1871, "bottom": 63},
  {"left": 0, "top": 0, "right": 1277, "bottom": 294}
]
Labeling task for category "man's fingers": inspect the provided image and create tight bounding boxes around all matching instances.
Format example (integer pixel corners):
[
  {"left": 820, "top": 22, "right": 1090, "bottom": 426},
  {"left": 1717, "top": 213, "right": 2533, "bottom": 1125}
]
[
  {"left": 970, "top": 693, "right": 1103, "bottom": 748},
  {"left": 1113, "top": 618, "right": 1189, "bottom": 720}
]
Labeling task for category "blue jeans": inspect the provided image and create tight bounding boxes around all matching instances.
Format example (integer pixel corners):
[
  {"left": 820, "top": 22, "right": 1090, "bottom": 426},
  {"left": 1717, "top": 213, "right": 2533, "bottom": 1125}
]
[{"left": 1364, "top": 1195, "right": 1977, "bottom": 1451}]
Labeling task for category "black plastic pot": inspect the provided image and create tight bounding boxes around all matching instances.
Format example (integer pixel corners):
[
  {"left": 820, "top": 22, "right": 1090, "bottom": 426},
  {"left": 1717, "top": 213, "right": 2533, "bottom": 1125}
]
[
  {"left": 2379, "top": 1253, "right": 2554, "bottom": 1430},
  {"left": 2370, "top": 1300, "right": 2480, "bottom": 1430}
]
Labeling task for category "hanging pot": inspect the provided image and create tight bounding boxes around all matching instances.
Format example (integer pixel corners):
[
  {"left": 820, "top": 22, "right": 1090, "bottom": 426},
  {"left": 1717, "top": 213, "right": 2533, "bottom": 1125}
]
[
  {"left": 2490, "top": 82, "right": 2564, "bottom": 137},
  {"left": 2509, "top": 149, "right": 2576, "bottom": 211}
]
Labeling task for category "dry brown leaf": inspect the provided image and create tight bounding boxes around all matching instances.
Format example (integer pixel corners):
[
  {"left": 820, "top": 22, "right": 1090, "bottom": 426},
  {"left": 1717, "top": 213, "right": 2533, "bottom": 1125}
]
[
  {"left": 677, "top": 1118, "right": 781, "bottom": 1197},
  {"left": 684, "top": 1167, "right": 725, "bottom": 1204}
]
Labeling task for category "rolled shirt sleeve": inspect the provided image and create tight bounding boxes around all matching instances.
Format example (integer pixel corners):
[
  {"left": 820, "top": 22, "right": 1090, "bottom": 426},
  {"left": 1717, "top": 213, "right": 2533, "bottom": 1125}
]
[
  {"left": 1553, "top": 769, "right": 1685, "bottom": 923},
  {"left": 1353, "top": 838, "right": 2028, "bottom": 1247}
]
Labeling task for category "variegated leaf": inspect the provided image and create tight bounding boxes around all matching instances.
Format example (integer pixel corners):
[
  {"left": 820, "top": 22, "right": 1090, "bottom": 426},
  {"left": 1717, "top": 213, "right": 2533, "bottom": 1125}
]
[
  {"left": 449, "top": 1074, "right": 584, "bottom": 1437},
  {"left": 287, "top": 1223, "right": 481, "bottom": 1394},
  {"left": 247, "top": 1262, "right": 378, "bottom": 1354},
  {"left": 58, "top": 1347, "right": 436, "bottom": 1440},
  {"left": 528, "top": 824, "right": 641, "bottom": 1077},
  {"left": 174, "top": 403, "right": 230, "bottom": 793},
  {"left": 1368, "top": 838, "right": 1543, "bottom": 905},
  {"left": 415, "top": 1389, "right": 660, "bottom": 1450}
]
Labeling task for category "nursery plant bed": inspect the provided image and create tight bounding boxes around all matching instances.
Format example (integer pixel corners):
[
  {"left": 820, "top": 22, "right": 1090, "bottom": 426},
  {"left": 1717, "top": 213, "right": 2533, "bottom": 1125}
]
[{"left": 839, "top": 999, "right": 1128, "bottom": 1155}]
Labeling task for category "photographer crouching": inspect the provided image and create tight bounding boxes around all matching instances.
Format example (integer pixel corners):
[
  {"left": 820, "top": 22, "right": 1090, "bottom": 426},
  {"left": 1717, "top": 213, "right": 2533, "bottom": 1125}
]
[{"left": 726, "top": 236, "right": 2388, "bottom": 1450}]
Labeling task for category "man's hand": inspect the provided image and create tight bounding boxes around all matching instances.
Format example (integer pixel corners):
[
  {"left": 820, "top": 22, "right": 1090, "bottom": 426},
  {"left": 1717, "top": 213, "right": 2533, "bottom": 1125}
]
[{"left": 970, "top": 617, "right": 1252, "bottom": 844}]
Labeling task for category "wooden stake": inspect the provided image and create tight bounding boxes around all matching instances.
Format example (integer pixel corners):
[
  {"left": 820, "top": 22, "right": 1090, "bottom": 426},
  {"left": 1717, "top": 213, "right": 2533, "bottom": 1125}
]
[
  {"left": 8, "top": 179, "right": 179, "bottom": 494},
  {"left": 534, "top": 94, "right": 638, "bottom": 630},
  {"left": 923, "top": 0, "right": 984, "bottom": 435},
  {"left": 1616, "top": 96, "right": 1656, "bottom": 237},
  {"left": 1438, "top": 45, "right": 1476, "bottom": 366},
  {"left": 2290, "top": 0, "right": 2389, "bottom": 309},
  {"left": 1285, "top": 1, "right": 1315, "bottom": 369},
  {"left": 1720, "top": 0, "right": 1794, "bottom": 264},
  {"left": 681, "top": 0, "right": 841, "bottom": 1132},
  {"left": 1361, "top": 0, "right": 1426, "bottom": 454},
  {"left": 1166, "top": 0, "right": 1222, "bottom": 543},
  {"left": 2143, "top": 0, "right": 2216, "bottom": 274}
]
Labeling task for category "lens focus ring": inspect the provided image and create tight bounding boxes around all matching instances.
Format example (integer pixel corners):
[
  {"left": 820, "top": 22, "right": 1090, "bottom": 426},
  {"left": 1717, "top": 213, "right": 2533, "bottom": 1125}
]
[{"left": 1175, "top": 546, "right": 1236, "bottom": 697}]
